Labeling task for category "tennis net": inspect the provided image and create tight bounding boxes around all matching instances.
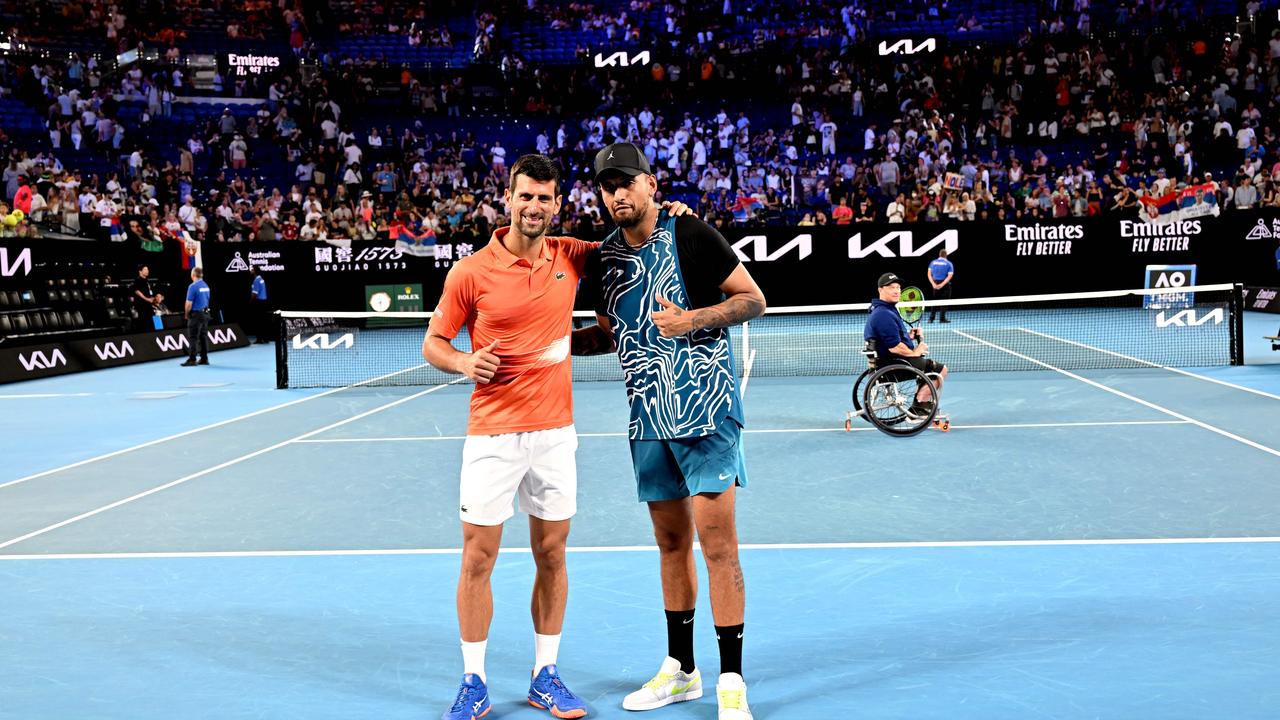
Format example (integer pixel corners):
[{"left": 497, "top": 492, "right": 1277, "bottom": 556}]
[{"left": 275, "top": 284, "right": 1243, "bottom": 388}]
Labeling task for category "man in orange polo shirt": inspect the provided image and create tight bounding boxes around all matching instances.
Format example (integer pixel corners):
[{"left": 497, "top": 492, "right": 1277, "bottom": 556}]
[
  {"left": 424, "top": 154, "right": 594, "bottom": 720},
  {"left": 423, "top": 154, "right": 688, "bottom": 720}
]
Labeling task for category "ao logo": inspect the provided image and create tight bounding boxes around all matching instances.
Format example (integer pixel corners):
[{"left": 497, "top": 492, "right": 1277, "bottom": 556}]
[
  {"left": 292, "top": 333, "right": 355, "bottom": 350},
  {"left": 1152, "top": 270, "right": 1189, "bottom": 288},
  {"left": 18, "top": 349, "right": 66, "bottom": 371}
]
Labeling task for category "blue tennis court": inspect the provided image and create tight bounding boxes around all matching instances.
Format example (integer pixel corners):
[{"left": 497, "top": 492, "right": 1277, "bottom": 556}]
[{"left": 2, "top": 311, "right": 1279, "bottom": 720}]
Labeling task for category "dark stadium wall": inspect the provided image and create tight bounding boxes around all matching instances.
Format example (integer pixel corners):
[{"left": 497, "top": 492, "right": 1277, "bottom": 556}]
[
  {"left": 197, "top": 210, "right": 1280, "bottom": 319},
  {"left": 0, "top": 237, "right": 184, "bottom": 291}
]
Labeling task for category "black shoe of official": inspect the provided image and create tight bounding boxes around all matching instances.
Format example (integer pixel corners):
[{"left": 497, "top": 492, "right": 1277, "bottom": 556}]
[
  {"left": 940, "top": 318, "right": 951, "bottom": 323},
  {"left": 197, "top": 358, "right": 210, "bottom": 365},
  {"left": 180, "top": 359, "right": 197, "bottom": 367}
]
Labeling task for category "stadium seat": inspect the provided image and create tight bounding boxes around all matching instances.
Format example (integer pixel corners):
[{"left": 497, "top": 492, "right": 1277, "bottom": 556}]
[
  {"left": 71, "top": 310, "right": 86, "bottom": 328},
  {"left": 43, "top": 311, "right": 62, "bottom": 331},
  {"left": 59, "top": 311, "right": 75, "bottom": 329},
  {"left": 28, "top": 313, "right": 45, "bottom": 332}
]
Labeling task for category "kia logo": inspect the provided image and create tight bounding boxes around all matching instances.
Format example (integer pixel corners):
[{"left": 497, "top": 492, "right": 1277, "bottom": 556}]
[
  {"left": 849, "top": 230, "right": 958, "bottom": 258},
  {"left": 18, "top": 349, "right": 66, "bottom": 371},
  {"left": 593, "top": 50, "right": 651, "bottom": 68},
  {"left": 730, "top": 234, "right": 812, "bottom": 262},
  {"left": 292, "top": 333, "right": 355, "bottom": 350},
  {"left": 0, "top": 247, "right": 32, "bottom": 277},
  {"left": 155, "top": 335, "right": 190, "bottom": 352},
  {"left": 93, "top": 341, "right": 135, "bottom": 361}
]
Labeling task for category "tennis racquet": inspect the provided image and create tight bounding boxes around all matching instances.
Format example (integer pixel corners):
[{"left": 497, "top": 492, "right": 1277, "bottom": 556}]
[{"left": 897, "top": 285, "right": 926, "bottom": 346}]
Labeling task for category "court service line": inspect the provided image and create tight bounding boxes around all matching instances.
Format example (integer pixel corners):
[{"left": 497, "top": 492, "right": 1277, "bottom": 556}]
[
  {"left": 1018, "top": 327, "right": 1280, "bottom": 401},
  {"left": 292, "top": 419, "right": 1192, "bottom": 444},
  {"left": 0, "top": 378, "right": 465, "bottom": 552},
  {"left": 953, "top": 329, "right": 1280, "bottom": 458},
  {"left": 0, "top": 363, "right": 437, "bottom": 492},
  {"left": 4, "top": 535, "right": 1280, "bottom": 561}
]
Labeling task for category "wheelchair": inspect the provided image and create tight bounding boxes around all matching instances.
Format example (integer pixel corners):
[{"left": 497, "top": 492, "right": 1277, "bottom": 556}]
[{"left": 844, "top": 340, "right": 950, "bottom": 436}]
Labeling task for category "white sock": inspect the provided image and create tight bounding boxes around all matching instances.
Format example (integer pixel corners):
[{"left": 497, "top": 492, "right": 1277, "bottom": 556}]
[
  {"left": 534, "top": 632, "right": 561, "bottom": 675},
  {"left": 461, "top": 639, "right": 487, "bottom": 683}
]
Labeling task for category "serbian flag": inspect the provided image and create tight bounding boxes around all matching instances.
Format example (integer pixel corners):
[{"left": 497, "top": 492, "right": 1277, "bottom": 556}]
[
  {"left": 1139, "top": 182, "right": 1219, "bottom": 223},
  {"left": 180, "top": 231, "right": 200, "bottom": 269},
  {"left": 731, "top": 195, "right": 762, "bottom": 222},
  {"left": 1139, "top": 190, "right": 1180, "bottom": 217}
]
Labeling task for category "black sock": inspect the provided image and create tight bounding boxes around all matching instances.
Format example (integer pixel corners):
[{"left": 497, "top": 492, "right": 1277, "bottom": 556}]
[
  {"left": 664, "top": 609, "right": 696, "bottom": 673},
  {"left": 715, "top": 623, "right": 744, "bottom": 677}
]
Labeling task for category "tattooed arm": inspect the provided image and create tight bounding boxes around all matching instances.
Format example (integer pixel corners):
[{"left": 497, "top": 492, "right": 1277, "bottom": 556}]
[{"left": 651, "top": 264, "right": 767, "bottom": 337}]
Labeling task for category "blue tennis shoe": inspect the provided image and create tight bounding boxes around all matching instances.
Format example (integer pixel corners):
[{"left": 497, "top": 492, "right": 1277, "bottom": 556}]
[
  {"left": 527, "top": 664, "right": 588, "bottom": 718},
  {"left": 442, "top": 673, "right": 491, "bottom": 720}
]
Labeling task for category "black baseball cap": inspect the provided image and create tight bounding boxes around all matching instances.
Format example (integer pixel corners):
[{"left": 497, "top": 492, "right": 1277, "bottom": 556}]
[
  {"left": 594, "top": 142, "right": 652, "bottom": 181},
  {"left": 877, "top": 273, "right": 903, "bottom": 288}
]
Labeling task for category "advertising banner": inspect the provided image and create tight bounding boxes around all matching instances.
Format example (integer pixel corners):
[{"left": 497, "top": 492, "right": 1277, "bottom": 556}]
[
  {"left": 200, "top": 210, "right": 1280, "bottom": 313},
  {"left": 1244, "top": 287, "right": 1280, "bottom": 314},
  {"left": 0, "top": 324, "right": 249, "bottom": 384}
]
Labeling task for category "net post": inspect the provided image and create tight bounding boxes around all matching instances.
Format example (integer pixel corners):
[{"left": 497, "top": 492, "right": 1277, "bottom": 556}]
[
  {"left": 1231, "top": 283, "right": 1245, "bottom": 366},
  {"left": 275, "top": 311, "right": 288, "bottom": 389}
]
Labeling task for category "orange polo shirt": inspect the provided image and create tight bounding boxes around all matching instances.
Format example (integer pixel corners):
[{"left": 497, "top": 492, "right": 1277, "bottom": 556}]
[{"left": 429, "top": 227, "right": 598, "bottom": 435}]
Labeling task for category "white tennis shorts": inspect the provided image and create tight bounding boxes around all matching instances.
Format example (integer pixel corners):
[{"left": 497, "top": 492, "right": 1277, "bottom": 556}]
[{"left": 459, "top": 424, "right": 578, "bottom": 526}]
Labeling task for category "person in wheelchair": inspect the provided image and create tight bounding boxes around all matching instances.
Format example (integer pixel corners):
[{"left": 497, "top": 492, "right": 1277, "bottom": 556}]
[{"left": 864, "top": 273, "right": 948, "bottom": 415}]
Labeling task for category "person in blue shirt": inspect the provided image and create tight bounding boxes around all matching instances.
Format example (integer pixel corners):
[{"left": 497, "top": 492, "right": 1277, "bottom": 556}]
[
  {"left": 926, "top": 249, "right": 954, "bottom": 323},
  {"left": 577, "top": 142, "right": 766, "bottom": 719},
  {"left": 249, "top": 266, "right": 270, "bottom": 344},
  {"left": 865, "top": 272, "right": 948, "bottom": 410},
  {"left": 180, "top": 267, "right": 211, "bottom": 366}
]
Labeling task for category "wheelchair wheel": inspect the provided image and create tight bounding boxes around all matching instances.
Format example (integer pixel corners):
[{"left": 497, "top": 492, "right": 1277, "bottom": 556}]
[
  {"left": 861, "top": 364, "right": 938, "bottom": 437},
  {"left": 850, "top": 368, "right": 873, "bottom": 419}
]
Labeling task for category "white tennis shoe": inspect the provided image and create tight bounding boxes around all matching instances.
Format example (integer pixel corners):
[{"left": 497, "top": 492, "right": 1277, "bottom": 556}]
[
  {"left": 716, "top": 672, "right": 752, "bottom": 720},
  {"left": 622, "top": 656, "right": 703, "bottom": 711}
]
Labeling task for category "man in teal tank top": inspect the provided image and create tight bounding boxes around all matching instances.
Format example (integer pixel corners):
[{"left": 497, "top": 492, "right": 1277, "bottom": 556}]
[{"left": 576, "top": 142, "right": 766, "bottom": 720}]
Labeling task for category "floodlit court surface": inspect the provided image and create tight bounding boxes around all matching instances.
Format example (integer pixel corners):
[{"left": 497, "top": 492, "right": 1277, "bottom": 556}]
[{"left": 2, "top": 312, "right": 1278, "bottom": 719}]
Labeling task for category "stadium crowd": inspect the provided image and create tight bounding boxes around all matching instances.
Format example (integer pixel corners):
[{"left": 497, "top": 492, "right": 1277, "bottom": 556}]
[{"left": 2, "top": 0, "right": 1279, "bottom": 246}]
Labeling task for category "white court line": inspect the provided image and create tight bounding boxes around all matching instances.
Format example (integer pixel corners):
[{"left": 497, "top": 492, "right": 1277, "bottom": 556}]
[
  {"left": 3, "top": 535, "right": 1279, "bottom": 561},
  {"left": 1018, "top": 327, "right": 1280, "bottom": 401},
  {"left": 0, "top": 392, "right": 94, "bottom": 399},
  {"left": 0, "top": 378, "right": 465, "bottom": 552},
  {"left": 954, "top": 329, "right": 1280, "bottom": 459},
  {"left": 740, "top": 348, "right": 758, "bottom": 396},
  {"left": 0, "top": 362, "right": 437, "bottom": 492},
  {"left": 292, "top": 419, "right": 1192, "bottom": 444}
]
